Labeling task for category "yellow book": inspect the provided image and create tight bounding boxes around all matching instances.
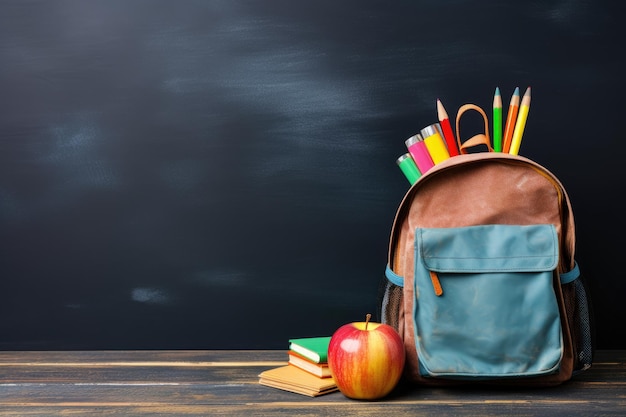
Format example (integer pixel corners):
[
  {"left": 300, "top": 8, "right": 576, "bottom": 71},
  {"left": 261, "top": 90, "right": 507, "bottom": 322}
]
[{"left": 258, "top": 365, "right": 338, "bottom": 397}]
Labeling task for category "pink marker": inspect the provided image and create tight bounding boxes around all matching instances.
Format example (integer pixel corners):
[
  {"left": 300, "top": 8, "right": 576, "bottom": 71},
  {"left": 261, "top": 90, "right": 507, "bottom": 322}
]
[{"left": 405, "top": 134, "right": 435, "bottom": 174}]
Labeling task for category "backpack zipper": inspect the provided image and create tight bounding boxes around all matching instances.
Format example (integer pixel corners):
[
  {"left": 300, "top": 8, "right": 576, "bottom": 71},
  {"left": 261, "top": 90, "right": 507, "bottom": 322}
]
[{"left": 430, "top": 271, "right": 443, "bottom": 296}]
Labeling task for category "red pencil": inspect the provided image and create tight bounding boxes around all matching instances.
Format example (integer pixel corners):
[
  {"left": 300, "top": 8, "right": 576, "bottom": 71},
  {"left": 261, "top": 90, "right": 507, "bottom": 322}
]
[{"left": 436, "top": 99, "right": 459, "bottom": 157}]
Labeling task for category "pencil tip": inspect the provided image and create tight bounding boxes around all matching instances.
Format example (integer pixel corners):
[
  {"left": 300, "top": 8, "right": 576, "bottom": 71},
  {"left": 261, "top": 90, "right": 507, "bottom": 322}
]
[{"left": 513, "top": 86, "right": 520, "bottom": 95}]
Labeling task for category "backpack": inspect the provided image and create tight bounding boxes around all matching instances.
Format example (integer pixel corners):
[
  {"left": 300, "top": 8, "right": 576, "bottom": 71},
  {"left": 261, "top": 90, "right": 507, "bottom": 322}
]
[{"left": 379, "top": 112, "right": 594, "bottom": 386}]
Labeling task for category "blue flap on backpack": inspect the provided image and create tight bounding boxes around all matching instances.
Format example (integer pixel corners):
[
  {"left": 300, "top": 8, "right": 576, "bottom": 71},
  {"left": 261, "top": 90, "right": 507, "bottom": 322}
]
[
  {"left": 414, "top": 224, "right": 563, "bottom": 379},
  {"left": 418, "top": 224, "right": 559, "bottom": 273}
]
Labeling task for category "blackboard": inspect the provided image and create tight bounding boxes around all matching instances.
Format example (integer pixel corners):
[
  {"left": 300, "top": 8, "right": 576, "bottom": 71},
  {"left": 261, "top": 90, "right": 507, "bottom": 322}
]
[{"left": 1, "top": 0, "right": 624, "bottom": 349}]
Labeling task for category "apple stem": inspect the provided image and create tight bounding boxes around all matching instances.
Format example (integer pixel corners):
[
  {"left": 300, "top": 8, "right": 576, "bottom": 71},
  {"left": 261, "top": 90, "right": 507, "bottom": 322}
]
[{"left": 365, "top": 313, "right": 371, "bottom": 330}]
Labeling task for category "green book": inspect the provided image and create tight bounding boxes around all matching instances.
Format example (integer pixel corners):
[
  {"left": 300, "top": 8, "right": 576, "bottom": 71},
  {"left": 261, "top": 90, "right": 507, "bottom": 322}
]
[{"left": 288, "top": 336, "right": 332, "bottom": 363}]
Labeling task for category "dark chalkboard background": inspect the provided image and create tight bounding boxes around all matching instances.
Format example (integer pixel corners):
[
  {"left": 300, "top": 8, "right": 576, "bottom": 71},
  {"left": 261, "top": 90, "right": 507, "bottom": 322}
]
[{"left": 1, "top": 0, "right": 624, "bottom": 350}]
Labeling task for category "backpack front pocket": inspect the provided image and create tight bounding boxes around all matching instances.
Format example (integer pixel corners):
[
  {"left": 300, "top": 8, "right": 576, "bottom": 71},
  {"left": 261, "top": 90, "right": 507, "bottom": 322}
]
[{"left": 413, "top": 224, "right": 563, "bottom": 379}]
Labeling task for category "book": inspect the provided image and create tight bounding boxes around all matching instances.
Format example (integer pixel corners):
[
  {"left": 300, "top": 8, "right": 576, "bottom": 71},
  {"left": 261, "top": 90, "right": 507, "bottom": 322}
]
[
  {"left": 288, "top": 350, "right": 332, "bottom": 378},
  {"left": 258, "top": 365, "right": 338, "bottom": 397},
  {"left": 288, "top": 336, "right": 331, "bottom": 363}
]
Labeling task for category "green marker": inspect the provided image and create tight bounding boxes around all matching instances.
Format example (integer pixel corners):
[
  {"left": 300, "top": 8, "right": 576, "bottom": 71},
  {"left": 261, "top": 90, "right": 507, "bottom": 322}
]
[{"left": 396, "top": 153, "right": 421, "bottom": 185}]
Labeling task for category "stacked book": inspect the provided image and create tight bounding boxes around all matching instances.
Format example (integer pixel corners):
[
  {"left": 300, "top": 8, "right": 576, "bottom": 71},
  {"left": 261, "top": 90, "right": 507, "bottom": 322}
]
[{"left": 258, "top": 336, "right": 338, "bottom": 397}]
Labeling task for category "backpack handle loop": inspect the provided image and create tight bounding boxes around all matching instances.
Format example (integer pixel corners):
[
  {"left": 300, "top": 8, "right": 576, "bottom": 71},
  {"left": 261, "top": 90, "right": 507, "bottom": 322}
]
[{"left": 455, "top": 104, "right": 493, "bottom": 154}]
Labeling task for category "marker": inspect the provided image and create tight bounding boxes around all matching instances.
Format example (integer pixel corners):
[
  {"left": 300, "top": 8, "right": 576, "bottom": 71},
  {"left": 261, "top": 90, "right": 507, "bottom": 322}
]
[
  {"left": 492, "top": 87, "right": 503, "bottom": 152},
  {"left": 420, "top": 123, "right": 450, "bottom": 165},
  {"left": 436, "top": 99, "right": 459, "bottom": 156},
  {"left": 396, "top": 153, "right": 421, "bottom": 185},
  {"left": 502, "top": 87, "right": 520, "bottom": 153},
  {"left": 405, "top": 134, "right": 435, "bottom": 174},
  {"left": 509, "top": 86, "right": 531, "bottom": 155}
]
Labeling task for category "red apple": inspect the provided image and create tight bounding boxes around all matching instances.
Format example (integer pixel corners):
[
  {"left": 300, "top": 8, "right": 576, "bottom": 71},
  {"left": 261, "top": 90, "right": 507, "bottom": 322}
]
[{"left": 328, "top": 313, "right": 405, "bottom": 400}]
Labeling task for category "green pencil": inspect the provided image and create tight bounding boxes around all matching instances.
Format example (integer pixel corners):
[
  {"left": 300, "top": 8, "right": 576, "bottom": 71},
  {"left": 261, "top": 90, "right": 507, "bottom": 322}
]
[{"left": 493, "top": 87, "right": 503, "bottom": 152}]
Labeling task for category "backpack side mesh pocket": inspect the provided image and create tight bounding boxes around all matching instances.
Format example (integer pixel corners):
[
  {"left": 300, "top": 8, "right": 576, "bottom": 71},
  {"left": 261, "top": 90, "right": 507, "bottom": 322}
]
[{"left": 560, "top": 263, "right": 594, "bottom": 373}]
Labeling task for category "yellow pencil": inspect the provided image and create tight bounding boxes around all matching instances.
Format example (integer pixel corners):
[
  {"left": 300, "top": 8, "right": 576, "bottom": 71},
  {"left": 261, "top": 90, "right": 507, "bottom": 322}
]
[{"left": 509, "top": 86, "right": 531, "bottom": 155}]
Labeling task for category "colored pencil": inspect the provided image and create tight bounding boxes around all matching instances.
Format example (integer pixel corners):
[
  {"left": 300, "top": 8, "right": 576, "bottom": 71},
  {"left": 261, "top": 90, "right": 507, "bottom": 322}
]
[
  {"left": 508, "top": 86, "right": 531, "bottom": 155},
  {"left": 502, "top": 87, "right": 520, "bottom": 153},
  {"left": 436, "top": 99, "right": 459, "bottom": 156},
  {"left": 492, "top": 87, "right": 503, "bottom": 152}
]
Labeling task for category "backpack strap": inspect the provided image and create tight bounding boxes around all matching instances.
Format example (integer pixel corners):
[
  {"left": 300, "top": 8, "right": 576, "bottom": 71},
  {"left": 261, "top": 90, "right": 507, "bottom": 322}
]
[
  {"left": 560, "top": 261, "right": 580, "bottom": 284},
  {"left": 385, "top": 264, "right": 404, "bottom": 287},
  {"left": 455, "top": 104, "right": 493, "bottom": 154}
]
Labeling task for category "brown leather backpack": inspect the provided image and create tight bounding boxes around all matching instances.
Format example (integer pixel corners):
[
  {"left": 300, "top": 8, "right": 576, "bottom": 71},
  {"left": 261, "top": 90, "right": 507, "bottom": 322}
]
[{"left": 379, "top": 107, "right": 594, "bottom": 386}]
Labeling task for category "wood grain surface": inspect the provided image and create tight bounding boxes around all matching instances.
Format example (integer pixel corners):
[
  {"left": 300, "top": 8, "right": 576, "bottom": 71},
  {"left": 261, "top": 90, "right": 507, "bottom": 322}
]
[{"left": 0, "top": 350, "right": 624, "bottom": 416}]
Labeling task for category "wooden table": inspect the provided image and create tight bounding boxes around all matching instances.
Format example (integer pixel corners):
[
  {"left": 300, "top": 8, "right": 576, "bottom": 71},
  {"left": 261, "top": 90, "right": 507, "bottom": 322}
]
[{"left": 0, "top": 350, "right": 624, "bottom": 416}]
